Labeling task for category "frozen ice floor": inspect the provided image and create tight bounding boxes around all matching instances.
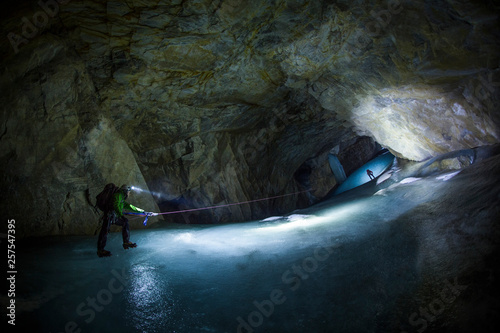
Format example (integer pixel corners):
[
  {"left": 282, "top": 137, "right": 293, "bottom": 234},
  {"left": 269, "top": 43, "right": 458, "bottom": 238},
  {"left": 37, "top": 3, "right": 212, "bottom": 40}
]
[{"left": 11, "top": 154, "right": 500, "bottom": 333}]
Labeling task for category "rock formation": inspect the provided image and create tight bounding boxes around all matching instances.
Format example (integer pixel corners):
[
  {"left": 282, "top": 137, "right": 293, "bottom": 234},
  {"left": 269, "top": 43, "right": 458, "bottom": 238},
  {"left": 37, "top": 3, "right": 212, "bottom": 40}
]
[{"left": 0, "top": 0, "right": 498, "bottom": 237}]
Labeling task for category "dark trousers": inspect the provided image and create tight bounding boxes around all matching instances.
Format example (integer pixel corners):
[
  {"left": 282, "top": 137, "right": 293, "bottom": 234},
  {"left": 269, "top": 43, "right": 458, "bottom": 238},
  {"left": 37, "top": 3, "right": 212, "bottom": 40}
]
[{"left": 97, "top": 211, "right": 130, "bottom": 250}]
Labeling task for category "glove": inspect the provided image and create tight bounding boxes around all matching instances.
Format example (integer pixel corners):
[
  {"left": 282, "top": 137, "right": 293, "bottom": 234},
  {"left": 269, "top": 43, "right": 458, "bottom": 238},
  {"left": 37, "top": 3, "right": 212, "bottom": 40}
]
[{"left": 146, "top": 212, "right": 158, "bottom": 217}]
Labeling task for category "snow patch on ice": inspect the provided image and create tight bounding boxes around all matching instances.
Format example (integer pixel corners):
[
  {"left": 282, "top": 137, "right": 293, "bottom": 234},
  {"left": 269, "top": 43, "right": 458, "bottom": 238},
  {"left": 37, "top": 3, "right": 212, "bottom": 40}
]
[
  {"left": 400, "top": 177, "right": 421, "bottom": 184},
  {"left": 436, "top": 170, "right": 461, "bottom": 181},
  {"left": 262, "top": 216, "right": 283, "bottom": 222},
  {"left": 376, "top": 172, "right": 392, "bottom": 185},
  {"left": 286, "top": 214, "right": 312, "bottom": 222}
]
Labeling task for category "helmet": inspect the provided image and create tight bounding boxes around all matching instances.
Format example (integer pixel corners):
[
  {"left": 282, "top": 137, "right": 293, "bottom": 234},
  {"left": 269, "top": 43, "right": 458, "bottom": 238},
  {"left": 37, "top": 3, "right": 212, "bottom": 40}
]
[{"left": 120, "top": 184, "right": 131, "bottom": 192}]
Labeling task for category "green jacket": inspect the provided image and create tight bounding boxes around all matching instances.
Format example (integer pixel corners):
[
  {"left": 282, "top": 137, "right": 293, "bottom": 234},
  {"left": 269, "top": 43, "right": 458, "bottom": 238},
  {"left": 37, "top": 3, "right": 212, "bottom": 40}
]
[{"left": 113, "top": 191, "right": 144, "bottom": 217}]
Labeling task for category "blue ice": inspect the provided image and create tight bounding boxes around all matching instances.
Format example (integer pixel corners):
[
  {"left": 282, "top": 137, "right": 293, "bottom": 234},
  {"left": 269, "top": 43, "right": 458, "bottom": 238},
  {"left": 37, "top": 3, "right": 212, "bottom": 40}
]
[
  {"left": 333, "top": 151, "right": 395, "bottom": 195},
  {"left": 13, "top": 152, "right": 489, "bottom": 333}
]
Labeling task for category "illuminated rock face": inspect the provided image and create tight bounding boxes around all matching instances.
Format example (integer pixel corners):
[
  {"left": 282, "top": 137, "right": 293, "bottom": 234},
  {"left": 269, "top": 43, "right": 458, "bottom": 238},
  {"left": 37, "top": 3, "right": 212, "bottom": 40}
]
[
  {"left": 350, "top": 86, "right": 499, "bottom": 161},
  {"left": 0, "top": 0, "right": 499, "bottom": 236}
]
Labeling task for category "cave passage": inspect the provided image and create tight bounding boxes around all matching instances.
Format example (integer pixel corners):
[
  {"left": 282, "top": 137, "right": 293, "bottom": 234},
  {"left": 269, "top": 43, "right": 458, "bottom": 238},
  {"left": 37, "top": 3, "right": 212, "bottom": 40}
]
[
  {"left": 333, "top": 150, "right": 395, "bottom": 195},
  {"left": 2, "top": 1, "right": 500, "bottom": 331},
  {"left": 13, "top": 151, "right": 500, "bottom": 333}
]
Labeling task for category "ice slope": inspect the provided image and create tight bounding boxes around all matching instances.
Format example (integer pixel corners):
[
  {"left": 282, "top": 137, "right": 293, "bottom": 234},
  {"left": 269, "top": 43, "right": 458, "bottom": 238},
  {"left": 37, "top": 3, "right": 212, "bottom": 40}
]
[
  {"left": 333, "top": 151, "right": 395, "bottom": 195},
  {"left": 11, "top": 153, "right": 500, "bottom": 333}
]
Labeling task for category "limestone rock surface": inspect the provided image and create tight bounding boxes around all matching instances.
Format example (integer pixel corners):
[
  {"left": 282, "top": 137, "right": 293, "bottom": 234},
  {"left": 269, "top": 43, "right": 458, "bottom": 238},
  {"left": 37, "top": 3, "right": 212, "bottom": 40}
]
[{"left": 0, "top": 0, "right": 499, "bottom": 236}]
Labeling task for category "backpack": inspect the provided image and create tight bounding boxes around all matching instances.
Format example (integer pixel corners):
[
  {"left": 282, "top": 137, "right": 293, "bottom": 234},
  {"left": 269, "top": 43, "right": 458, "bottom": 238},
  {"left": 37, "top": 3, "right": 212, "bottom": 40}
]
[{"left": 95, "top": 183, "right": 119, "bottom": 212}]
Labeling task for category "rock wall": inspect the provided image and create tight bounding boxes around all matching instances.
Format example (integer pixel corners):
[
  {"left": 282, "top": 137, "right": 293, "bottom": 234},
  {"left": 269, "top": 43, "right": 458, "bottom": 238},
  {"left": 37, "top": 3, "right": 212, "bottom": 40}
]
[
  {"left": 0, "top": 42, "right": 159, "bottom": 236},
  {"left": 1, "top": 0, "right": 499, "bottom": 236}
]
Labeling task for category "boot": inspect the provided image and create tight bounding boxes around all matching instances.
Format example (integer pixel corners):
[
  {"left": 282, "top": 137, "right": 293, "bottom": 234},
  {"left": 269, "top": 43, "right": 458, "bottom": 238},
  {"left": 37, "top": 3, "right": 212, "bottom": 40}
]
[
  {"left": 123, "top": 242, "right": 137, "bottom": 249},
  {"left": 97, "top": 249, "right": 112, "bottom": 257}
]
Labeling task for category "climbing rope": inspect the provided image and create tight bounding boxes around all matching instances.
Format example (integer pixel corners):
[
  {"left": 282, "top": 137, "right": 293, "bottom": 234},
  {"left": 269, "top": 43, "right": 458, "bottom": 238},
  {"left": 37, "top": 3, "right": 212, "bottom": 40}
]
[
  {"left": 125, "top": 189, "right": 312, "bottom": 225},
  {"left": 157, "top": 189, "right": 312, "bottom": 215}
]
